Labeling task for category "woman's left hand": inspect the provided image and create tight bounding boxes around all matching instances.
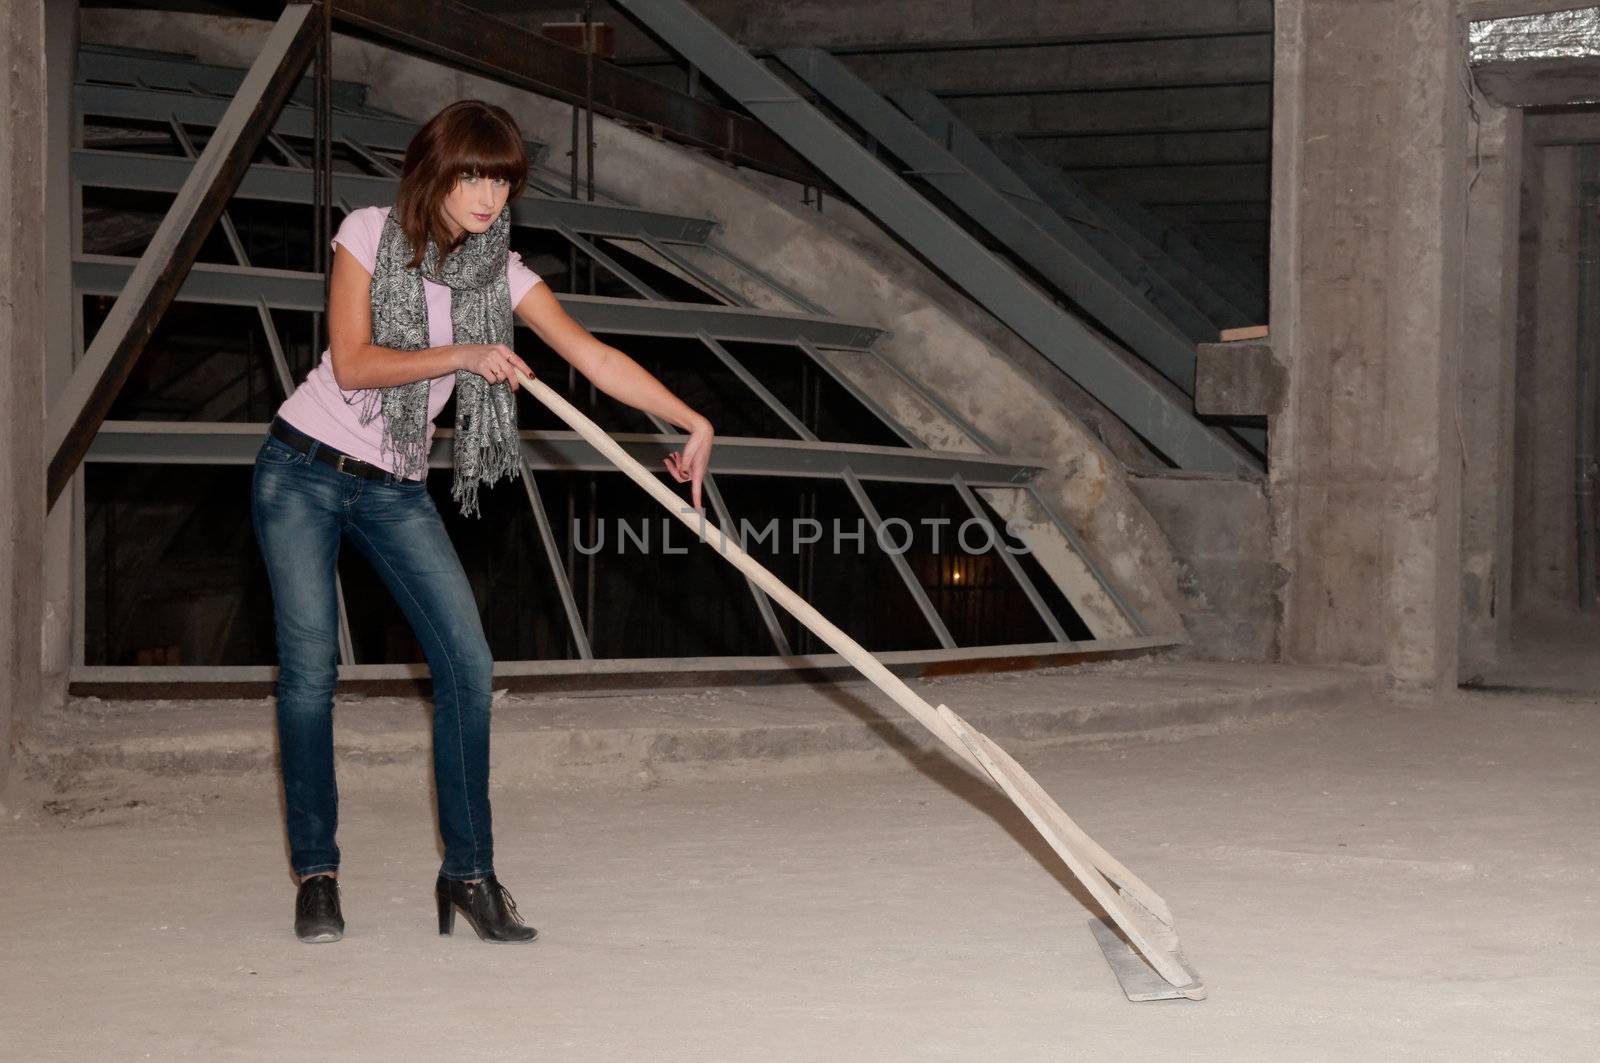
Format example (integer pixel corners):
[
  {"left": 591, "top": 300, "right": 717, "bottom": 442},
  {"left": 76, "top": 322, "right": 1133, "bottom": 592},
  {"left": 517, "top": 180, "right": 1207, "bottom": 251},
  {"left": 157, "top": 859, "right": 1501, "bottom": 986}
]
[{"left": 664, "top": 416, "right": 714, "bottom": 511}]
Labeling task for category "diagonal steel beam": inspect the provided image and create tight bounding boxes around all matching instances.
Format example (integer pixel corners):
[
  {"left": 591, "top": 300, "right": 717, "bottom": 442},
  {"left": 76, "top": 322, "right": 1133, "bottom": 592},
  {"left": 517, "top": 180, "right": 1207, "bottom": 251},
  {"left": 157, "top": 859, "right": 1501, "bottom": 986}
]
[
  {"left": 609, "top": 0, "right": 1256, "bottom": 475},
  {"left": 889, "top": 91, "right": 1224, "bottom": 342},
  {"left": 772, "top": 51, "right": 1205, "bottom": 396},
  {"left": 1105, "top": 194, "right": 1267, "bottom": 320},
  {"left": 46, "top": 4, "right": 321, "bottom": 508},
  {"left": 986, "top": 136, "right": 1253, "bottom": 331},
  {"left": 853, "top": 99, "right": 1262, "bottom": 452}
]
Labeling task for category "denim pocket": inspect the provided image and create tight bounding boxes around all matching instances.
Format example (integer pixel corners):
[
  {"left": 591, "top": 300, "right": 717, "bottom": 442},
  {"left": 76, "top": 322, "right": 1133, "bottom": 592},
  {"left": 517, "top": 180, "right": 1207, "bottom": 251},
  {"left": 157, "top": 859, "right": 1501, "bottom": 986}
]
[{"left": 257, "top": 437, "right": 304, "bottom": 467}]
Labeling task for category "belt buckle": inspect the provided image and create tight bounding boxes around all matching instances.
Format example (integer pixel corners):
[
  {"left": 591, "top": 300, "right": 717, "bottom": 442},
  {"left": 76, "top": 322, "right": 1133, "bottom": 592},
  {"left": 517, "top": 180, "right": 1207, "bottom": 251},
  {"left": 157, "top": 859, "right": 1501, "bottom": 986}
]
[{"left": 334, "top": 454, "right": 350, "bottom": 475}]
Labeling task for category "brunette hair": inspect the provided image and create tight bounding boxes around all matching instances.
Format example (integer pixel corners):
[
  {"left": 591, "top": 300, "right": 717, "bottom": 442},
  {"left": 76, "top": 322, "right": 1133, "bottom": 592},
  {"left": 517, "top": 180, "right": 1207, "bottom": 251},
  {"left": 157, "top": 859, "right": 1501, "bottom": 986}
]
[{"left": 394, "top": 99, "right": 528, "bottom": 269}]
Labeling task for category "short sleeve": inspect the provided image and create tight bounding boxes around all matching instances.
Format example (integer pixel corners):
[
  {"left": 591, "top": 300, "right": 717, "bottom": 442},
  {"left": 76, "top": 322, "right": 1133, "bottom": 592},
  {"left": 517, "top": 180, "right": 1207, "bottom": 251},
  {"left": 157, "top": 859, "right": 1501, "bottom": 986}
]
[
  {"left": 330, "top": 205, "right": 385, "bottom": 275},
  {"left": 508, "top": 250, "right": 545, "bottom": 307}
]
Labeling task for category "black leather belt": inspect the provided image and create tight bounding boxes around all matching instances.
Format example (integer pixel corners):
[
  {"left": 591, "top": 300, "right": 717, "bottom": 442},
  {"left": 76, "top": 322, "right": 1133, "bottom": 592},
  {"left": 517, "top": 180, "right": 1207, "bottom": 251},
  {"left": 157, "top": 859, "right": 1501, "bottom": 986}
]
[{"left": 269, "top": 417, "right": 405, "bottom": 483}]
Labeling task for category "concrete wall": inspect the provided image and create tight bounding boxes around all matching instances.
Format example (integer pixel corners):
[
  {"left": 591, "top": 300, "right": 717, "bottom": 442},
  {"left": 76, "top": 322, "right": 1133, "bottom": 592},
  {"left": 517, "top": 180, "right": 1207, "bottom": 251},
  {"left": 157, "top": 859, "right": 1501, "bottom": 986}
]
[
  {"left": 1128, "top": 474, "right": 1280, "bottom": 659},
  {"left": 1513, "top": 144, "right": 1581, "bottom": 612},
  {"left": 1458, "top": 102, "right": 1523, "bottom": 679},
  {"left": 1, "top": 0, "right": 51, "bottom": 788},
  {"left": 1270, "top": 0, "right": 1468, "bottom": 689},
  {"left": 79, "top": 10, "right": 1217, "bottom": 648}
]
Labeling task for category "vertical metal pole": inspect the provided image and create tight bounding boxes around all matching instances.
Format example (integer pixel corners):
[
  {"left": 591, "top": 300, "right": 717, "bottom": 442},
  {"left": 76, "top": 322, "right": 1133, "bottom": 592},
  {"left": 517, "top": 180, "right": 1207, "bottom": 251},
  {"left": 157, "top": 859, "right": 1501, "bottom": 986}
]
[
  {"left": 569, "top": 100, "right": 580, "bottom": 199},
  {"left": 583, "top": 0, "right": 596, "bottom": 203},
  {"left": 310, "top": 15, "right": 323, "bottom": 350},
  {"left": 1576, "top": 146, "right": 1599, "bottom": 609},
  {"left": 317, "top": 2, "right": 333, "bottom": 323}
]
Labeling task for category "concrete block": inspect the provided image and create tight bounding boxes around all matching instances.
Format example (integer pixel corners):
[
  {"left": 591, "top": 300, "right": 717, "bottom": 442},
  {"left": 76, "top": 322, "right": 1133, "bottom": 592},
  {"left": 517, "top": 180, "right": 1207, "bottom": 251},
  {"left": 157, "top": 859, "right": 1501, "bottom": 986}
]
[{"left": 1195, "top": 340, "right": 1285, "bottom": 416}]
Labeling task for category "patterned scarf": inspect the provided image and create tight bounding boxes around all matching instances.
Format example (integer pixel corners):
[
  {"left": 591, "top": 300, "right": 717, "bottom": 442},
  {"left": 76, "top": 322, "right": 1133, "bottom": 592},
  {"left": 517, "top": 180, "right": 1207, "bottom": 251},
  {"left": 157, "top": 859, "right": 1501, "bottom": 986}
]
[{"left": 358, "top": 206, "right": 521, "bottom": 516}]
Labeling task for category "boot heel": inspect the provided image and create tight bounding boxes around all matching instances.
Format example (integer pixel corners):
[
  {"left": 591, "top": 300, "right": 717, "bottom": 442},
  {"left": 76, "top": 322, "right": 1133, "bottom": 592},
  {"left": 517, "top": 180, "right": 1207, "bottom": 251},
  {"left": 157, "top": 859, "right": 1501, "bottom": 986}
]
[{"left": 437, "top": 891, "right": 455, "bottom": 936}]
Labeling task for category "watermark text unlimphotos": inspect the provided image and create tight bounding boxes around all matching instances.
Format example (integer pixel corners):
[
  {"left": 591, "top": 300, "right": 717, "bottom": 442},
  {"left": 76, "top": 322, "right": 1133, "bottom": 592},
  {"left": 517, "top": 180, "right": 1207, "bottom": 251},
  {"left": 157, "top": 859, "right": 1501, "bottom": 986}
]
[{"left": 572, "top": 511, "right": 1031, "bottom": 556}]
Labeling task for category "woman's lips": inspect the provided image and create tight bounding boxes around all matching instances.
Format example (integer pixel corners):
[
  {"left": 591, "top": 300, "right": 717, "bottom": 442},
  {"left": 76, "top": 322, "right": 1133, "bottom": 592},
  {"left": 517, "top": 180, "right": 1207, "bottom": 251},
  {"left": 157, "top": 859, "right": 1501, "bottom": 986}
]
[{"left": 472, "top": 212, "right": 493, "bottom": 221}]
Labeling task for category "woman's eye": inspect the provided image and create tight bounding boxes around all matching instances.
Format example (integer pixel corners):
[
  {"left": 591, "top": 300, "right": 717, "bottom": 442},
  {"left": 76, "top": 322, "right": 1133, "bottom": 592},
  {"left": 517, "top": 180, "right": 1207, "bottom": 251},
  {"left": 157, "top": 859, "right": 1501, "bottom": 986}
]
[{"left": 460, "top": 173, "right": 477, "bottom": 184}]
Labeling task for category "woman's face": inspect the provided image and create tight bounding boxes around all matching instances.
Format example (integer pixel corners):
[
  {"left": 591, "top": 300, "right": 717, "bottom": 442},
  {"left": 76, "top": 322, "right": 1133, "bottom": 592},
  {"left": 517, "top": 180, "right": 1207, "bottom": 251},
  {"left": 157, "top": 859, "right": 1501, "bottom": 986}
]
[{"left": 440, "top": 172, "right": 511, "bottom": 240}]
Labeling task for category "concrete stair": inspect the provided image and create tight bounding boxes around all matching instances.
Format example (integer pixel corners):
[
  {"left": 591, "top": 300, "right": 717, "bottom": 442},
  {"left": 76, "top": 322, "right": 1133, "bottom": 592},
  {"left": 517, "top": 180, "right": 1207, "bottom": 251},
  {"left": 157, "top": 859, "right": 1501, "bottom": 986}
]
[{"left": 17, "top": 659, "right": 1383, "bottom": 807}]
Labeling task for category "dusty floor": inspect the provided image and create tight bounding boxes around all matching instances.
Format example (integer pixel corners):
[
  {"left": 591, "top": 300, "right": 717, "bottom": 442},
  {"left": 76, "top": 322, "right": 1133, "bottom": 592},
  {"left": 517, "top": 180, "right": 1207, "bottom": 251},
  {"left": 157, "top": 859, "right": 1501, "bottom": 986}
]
[{"left": 1, "top": 684, "right": 1595, "bottom": 1061}]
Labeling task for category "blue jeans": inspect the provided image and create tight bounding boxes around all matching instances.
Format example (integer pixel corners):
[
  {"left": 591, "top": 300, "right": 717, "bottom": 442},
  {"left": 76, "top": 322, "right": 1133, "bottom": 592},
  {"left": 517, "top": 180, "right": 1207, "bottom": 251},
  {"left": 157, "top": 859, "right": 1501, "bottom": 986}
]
[{"left": 250, "top": 430, "right": 496, "bottom": 881}]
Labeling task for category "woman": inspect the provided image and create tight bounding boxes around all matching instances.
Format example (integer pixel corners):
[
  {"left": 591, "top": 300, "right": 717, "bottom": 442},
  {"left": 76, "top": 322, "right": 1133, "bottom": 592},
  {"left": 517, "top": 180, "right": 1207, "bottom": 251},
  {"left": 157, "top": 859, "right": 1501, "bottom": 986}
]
[{"left": 252, "top": 99, "right": 713, "bottom": 944}]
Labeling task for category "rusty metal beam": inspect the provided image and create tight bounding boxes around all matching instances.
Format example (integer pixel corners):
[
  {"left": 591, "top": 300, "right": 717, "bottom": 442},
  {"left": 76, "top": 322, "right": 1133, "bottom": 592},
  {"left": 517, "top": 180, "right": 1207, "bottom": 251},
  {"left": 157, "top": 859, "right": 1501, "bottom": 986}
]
[
  {"left": 45, "top": 4, "right": 320, "bottom": 508},
  {"left": 326, "top": 0, "right": 824, "bottom": 187}
]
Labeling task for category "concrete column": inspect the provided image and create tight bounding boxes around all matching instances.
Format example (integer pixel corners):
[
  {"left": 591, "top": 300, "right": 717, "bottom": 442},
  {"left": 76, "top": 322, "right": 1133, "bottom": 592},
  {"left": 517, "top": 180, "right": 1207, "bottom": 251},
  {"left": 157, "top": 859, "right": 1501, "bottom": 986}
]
[
  {"left": 1513, "top": 146, "right": 1580, "bottom": 611},
  {"left": 1458, "top": 103, "right": 1523, "bottom": 679},
  {"left": 41, "top": 0, "right": 78, "bottom": 702},
  {"left": 0, "top": 0, "right": 51, "bottom": 788},
  {"left": 1269, "top": 0, "right": 1468, "bottom": 689}
]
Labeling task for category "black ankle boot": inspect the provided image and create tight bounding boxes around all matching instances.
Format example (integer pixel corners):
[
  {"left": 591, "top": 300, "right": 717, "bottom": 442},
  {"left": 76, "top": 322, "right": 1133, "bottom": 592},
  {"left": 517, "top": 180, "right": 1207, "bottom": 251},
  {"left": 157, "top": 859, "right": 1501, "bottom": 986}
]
[
  {"left": 436, "top": 875, "right": 538, "bottom": 943},
  {"left": 295, "top": 875, "right": 344, "bottom": 943}
]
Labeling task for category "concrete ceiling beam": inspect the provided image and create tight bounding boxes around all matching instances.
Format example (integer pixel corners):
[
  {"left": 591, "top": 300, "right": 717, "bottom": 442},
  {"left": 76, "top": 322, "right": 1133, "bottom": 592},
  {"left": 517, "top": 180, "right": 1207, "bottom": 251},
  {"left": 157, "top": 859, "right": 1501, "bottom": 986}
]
[
  {"left": 824, "top": 34, "right": 1271, "bottom": 97},
  {"left": 1020, "top": 129, "right": 1270, "bottom": 171},
  {"left": 480, "top": 0, "right": 1273, "bottom": 55},
  {"left": 943, "top": 84, "right": 1271, "bottom": 138},
  {"left": 1073, "top": 164, "right": 1271, "bottom": 205},
  {"left": 1527, "top": 106, "right": 1600, "bottom": 145}
]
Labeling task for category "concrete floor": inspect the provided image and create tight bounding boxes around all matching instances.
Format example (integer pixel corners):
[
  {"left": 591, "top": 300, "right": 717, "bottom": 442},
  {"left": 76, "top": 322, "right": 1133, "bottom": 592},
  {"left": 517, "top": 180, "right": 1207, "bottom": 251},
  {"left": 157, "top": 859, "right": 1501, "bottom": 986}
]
[{"left": 1, "top": 679, "right": 1594, "bottom": 1060}]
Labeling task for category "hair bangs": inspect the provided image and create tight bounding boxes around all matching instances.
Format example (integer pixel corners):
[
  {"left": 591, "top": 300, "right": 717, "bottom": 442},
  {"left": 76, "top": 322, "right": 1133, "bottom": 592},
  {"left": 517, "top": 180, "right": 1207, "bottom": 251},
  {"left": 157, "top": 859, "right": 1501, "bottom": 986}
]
[{"left": 448, "top": 112, "right": 528, "bottom": 189}]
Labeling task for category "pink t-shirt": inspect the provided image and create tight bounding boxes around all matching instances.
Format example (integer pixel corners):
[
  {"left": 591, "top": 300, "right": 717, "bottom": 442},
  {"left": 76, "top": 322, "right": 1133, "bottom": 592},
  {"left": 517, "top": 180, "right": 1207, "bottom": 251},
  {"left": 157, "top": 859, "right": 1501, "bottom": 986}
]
[{"left": 276, "top": 205, "right": 544, "bottom": 476}]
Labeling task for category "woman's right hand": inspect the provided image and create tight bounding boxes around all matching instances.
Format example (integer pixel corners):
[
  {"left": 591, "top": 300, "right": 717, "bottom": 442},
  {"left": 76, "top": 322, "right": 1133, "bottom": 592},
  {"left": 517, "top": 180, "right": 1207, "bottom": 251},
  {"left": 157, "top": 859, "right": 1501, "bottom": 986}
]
[{"left": 453, "top": 343, "right": 534, "bottom": 386}]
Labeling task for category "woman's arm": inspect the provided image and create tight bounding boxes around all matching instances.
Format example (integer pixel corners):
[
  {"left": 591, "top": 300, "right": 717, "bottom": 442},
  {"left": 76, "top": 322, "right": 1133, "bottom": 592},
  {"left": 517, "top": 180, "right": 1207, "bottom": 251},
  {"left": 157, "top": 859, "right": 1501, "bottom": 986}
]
[
  {"left": 327, "top": 244, "right": 530, "bottom": 389},
  {"left": 514, "top": 282, "right": 714, "bottom": 507}
]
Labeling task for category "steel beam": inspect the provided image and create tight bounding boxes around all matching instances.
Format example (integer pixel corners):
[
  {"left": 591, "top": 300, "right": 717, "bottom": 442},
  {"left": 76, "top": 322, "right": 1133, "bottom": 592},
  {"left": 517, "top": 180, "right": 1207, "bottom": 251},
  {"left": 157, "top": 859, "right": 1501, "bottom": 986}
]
[
  {"left": 72, "top": 81, "right": 474, "bottom": 158},
  {"left": 72, "top": 256, "right": 882, "bottom": 348},
  {"left": 890, "top": 89, "right": 1220, "bottom": 344},
  {"left": 78, "top": 41, "right": 371, "bottom": 110},
  {"left": 987, "top": 136, "right": 1253, "bottom": 330},
  {"left": 870, "top": 121, "right": 1262, "bottom": 452},
  {"left": 896, "top": 92, "right": 1228, "bottom": 342},
  {"left": 840, "top": 469, "right": 956, "bottom": 648},
  {"left": 1084, "top": 185, "right": 1266, "bottom": 322},
  {"left": 607, "top": 1, "right": 1253, "bottom": 473},
  {"left": 84, "top": 423, "right": 1044, "bottom": 486},
  {"left": 519, "top": 458, "right": 595, "bottom": 660},
  {"left": 68, "top": 632, "right": 1183, "bottom": 688},
  {"left": 780, "top": 50, "right": 1200, "bottom": 395},
  {"left": 326, "top": 0, "right": 822, "bottom": 186},
  {"left": 46, "top": 5, "right": 321, "bottom": 508},
  {"left": 71, "top": 149, "right": 715, "bottom": 243}
]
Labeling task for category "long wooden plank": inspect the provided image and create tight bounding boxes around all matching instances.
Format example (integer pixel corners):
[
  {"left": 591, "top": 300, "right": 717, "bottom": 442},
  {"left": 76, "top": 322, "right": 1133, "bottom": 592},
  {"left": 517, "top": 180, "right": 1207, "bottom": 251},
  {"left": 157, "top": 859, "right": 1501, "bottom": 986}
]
[
  {"left": 964, "top": 720, "right": 1174, "bottom": 927},
  {"left": 936, "top": 704, "right": 1205, "bottom": 998},
  {"left": 515, "top": 367, "right": 1202, "bottom": 995}
]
